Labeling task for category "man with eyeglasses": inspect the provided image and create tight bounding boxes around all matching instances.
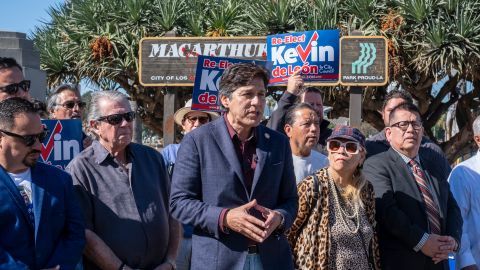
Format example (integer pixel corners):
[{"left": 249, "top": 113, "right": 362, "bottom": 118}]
[
  {"left": 47, "top": 84, "right": 92, "bottom": 149},
  {"left": 161, "top": 99, "right": 218, "bottom": 270},
  {"left": 366, "top": 90, "right": 447, "bottom": 161},
  {"left": 0, "top": 97, "right": 85, "bottom": 269},
  {"left": 170, "top": 63, "right": 298, "bottom": 270},
  {"left": 283, "top": 102, "right": 328, "bottom": 184},
  {"left": 0, "top": 57, "right": 31, "bottom": 101},
  {"left": 47, "top": 84, "right": 86, "bottom": 120},
  {"left": 363, "top": 103, "right": 462, "bottom": 270},
  {"left": 66, "top": 91, "right": 180, "bottom": 270}
]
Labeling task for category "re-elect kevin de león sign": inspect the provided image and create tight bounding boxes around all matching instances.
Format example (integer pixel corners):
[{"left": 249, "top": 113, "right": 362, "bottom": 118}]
[
  {"left": 40, "top": 119, "right": 83, "bottom": 170},
  {"left": 267, "top": 29, "right": 340, "bottom": 85},
  {"left": 192, "top": 55, "right": 270, "bottom": 112}
]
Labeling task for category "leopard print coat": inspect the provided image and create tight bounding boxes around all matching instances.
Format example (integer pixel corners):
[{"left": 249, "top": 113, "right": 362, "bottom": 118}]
[{"left": 286, "top": 168, "right": 381, "bottom": 270}]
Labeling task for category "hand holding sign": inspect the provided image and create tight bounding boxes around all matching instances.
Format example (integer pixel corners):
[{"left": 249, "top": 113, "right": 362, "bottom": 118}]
[{"left": 286, "top": 69, "right": 304, "bottom": 96}]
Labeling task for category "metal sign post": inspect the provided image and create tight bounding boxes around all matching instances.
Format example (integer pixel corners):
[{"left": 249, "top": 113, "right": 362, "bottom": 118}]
[{"left": 162, "top": 31, "right": 177, "bottom": 147}]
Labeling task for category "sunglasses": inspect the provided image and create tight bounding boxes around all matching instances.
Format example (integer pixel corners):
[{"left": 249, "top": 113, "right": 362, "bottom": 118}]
[
  {"left": 184, "top": 115, "right": 209, "bottom": 124},
  {"left": 390, "top": 120, "right": 422, "bottom": 131},
  {"left": 59, "top": 100, "right": 86, "bottom": 109},
  {"left": 96, "top": 111, "right": 135, "bottom": 125},
  {"left": 327, "top": 139, "right": 361, "bottom": 154},
  {"left": 0, "top": 80, "right": 31, "bottom": 95},
  {"left": 0, "top": 128, "right": 49, "bottom": 147}
]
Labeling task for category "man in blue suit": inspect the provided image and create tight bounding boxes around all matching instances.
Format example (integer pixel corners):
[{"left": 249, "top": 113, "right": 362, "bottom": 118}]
[
  {"left": 0, "top": 97, "right": 85, "bottom": 270},
  {"left": 170, "top": 63, "right": 298, "bottom": 270}
]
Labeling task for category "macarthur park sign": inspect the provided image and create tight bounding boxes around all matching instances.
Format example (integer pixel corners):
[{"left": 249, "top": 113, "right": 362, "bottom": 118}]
[{"left": 139, "top": 37, "right": 266, "bottom": 86}]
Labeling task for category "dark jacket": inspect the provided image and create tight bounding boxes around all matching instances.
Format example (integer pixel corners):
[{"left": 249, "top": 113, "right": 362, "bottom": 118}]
[
  {"left": 366, "top": 130, "right": 447, "bottom": 159},
  {"left": 363, "top": 147, "right": 462, "bottom": 270}
]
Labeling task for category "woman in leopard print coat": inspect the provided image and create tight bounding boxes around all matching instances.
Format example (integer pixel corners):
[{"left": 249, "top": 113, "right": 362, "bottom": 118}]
[{"left": 287, "top": 126, "right": 381, "bottom": 270}]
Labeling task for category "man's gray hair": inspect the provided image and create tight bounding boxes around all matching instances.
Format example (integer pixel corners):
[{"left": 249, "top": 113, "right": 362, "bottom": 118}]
[
  {"left": 473, "top": 115, "right": 480, "bottom": 135},
  {"left": 47, "top": 84, "right": 81, "bottom": 112},
  {"left": 88, "top": 90, "right": 130, "bottom": 122}
]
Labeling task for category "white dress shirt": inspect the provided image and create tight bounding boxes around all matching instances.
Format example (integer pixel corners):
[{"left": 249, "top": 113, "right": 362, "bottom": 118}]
[{"left": 449, "top": 151, "right": 480, "bottom": 269}]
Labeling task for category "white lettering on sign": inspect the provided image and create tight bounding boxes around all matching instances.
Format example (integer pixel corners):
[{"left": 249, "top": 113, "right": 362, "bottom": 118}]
[
  {"left": 271, "top": 44, "right": 335, "bottom": 65},
  {"left": 199, "top": 70, "right": 220, "bottom": 91},
  {"left": 149, "top": 43, "right": 266, "bottom": 58},
  {"left": 53, "top": 133, "right": 80, "bottom": 161}
]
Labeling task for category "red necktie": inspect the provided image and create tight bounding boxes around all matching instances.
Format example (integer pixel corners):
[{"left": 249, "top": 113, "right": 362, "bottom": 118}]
[{"left": 409, "top": 160, "right": 441, "bottom": 234}]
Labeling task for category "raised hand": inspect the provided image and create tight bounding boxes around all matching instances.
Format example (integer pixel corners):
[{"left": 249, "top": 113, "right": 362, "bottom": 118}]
[{"left": 286, "top": 69, "right": 304, "bottom": 95}]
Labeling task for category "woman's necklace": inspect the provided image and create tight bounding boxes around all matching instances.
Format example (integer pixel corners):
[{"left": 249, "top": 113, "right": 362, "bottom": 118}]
[{"left": 327, "top": 171, "right": 360, "bottom": 233}]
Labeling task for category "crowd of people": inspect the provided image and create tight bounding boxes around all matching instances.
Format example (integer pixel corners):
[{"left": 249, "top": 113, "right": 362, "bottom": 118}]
[{"left": 0, "top": 56, "right": 478, "bottom": 270}]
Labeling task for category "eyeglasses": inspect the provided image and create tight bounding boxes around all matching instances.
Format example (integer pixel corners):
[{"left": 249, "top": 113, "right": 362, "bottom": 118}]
[
  {"left": 327, "top": 139, "right": 361, "bottom": 154},
  {"left": 390, "top": 120, "right": 422, "bottom": 131},
  {"left": 96, "top": 112, "right": 135, "bottom": 125},
  {"left": 0, "top": 129, "right": 49, "bottom": 147},
  {"left": 184, "top": 116, "right": 209, "bottom": 124},
  {"left": 0, "top": 80, "right": 31, "bottom": 95},
  {"left": 58, "top": 100, "right": 86, "bottom": 110}
]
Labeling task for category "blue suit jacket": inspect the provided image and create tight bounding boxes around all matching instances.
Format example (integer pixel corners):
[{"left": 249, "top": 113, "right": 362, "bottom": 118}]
[
  {"left": 170, "top": 117, "right": 298, "bottom": 270},
  {"left": 0, "top": 162, "right": 85, "bottom": 270}
]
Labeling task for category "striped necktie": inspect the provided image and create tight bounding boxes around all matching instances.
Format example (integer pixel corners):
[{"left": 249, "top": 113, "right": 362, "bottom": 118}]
[{"left": 409, "top": 160, "right": 441, "bottom": 234}]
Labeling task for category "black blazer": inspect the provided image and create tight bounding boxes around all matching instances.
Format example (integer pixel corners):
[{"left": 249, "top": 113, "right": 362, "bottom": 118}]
[{"left": 363, "top": 147, "right": 462, "bottom": 270}]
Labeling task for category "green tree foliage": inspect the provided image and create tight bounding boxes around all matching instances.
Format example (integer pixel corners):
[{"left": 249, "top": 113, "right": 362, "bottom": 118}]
[{"left": 33, "top": 0, "right": 480, "bottom": 162}]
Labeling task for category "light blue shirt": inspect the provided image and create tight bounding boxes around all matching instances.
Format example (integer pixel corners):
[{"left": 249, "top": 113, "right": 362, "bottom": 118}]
[
  {"left": 161, "top": 143, "right": 180, "bottom": 167},
  {"left": 449, "top": 151, "right": 480, "bottom": 269}
]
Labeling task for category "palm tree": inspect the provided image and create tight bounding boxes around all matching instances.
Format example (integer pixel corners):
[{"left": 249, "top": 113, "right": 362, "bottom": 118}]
[{"left": 33, "top": 0, "right": 480, "bottom": 161}]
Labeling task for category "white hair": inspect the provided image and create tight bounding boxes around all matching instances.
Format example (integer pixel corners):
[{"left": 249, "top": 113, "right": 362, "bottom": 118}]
[{"left": 88, "top": 91, "right": 130, "bottom": 122}]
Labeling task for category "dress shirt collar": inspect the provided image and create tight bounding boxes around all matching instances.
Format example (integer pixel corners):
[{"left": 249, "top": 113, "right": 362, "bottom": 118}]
[
  {"left": 93, "top": 140, "right": 132, "bottom": 164},
  {"left": 391, "top": 146, "right": 421, "bottom": 165},
  {"left": 223, "top": 113, "right": 256, "bottom": 143}
]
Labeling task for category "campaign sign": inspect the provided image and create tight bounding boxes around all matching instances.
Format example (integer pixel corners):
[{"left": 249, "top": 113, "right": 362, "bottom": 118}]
[
  {"left": 40, "top": 119, "right": 83, "bottom": 170},
  {"left": 267, "top": 29, "right": 340, "bottom": 85},
  {"left": 192, "top": 55, "right": 270, "bottom": 111}
]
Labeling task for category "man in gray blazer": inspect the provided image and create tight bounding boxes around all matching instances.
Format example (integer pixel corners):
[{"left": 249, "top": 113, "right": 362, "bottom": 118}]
[
  {"left": 170, "top": 63, "right": 298, "bottom": 270},
  {"left": 364, "top": 103, "right": 462, "bottom": 270}
]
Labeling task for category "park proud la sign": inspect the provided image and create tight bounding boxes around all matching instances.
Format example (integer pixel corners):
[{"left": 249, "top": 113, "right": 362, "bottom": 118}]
[
  {"left": 339, "top": 36, "right": 389, "bottom": 86},
  {"left": 139, "top": 37, "right": 266, "bottom": 86}
]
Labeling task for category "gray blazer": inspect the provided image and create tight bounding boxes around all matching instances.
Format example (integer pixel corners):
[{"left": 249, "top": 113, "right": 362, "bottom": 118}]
[
  {"left": 170, "top": 116, "right": 298, "bottom": 270},
  {"left": 364, "top": 147, "right": 462, "bottom": 270}
]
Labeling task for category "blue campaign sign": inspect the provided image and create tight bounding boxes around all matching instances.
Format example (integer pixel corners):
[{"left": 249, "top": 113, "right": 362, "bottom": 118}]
[
  {"left": 267, "top": 29, "right": 340, "bottom": 85},
  {"left": 40, "top": 119, "right": 83, "bottom": 170},
  {"left": 192, "top": 55, "right": 270, "bottom": 111}
]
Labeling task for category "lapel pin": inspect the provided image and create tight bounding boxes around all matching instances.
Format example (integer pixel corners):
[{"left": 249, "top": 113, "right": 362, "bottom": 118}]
[{"left": 264, "top": 133, "right": 270, "bottom": 139}]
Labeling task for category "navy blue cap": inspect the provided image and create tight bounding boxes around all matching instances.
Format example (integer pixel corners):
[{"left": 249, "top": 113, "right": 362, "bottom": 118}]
[{"left": 326, "top": 125, "right": 366, "bottom": 147}]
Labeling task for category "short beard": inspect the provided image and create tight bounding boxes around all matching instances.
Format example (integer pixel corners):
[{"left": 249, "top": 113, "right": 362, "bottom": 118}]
[{"left": 22, "top": 150, "right": 41, "bottom": 168}]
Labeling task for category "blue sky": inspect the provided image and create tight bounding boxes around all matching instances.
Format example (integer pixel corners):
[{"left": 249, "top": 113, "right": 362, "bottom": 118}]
[
  {"left": 0, "top": 0, "right": 100, "bottom": 93},
  {"left": 0, "top": 0, "right": 64, "bottom": 36}
]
